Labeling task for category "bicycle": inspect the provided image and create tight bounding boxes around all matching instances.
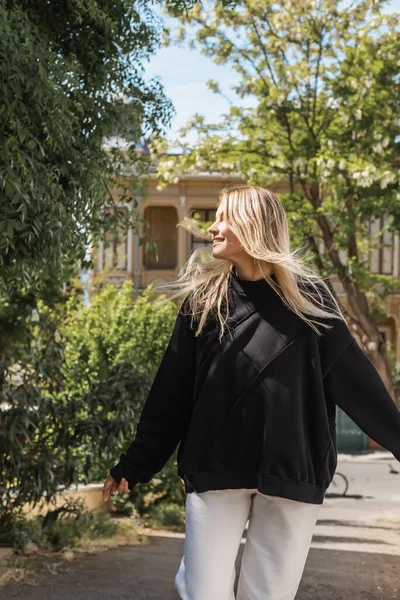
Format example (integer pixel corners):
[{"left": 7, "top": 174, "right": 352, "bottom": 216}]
[{"left": 325, "top": 471, "right": 349, "bottom": 497}]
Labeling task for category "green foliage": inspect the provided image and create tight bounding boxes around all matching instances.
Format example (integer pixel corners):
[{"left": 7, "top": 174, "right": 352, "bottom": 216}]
[
  {"left": 0, "top": 0, "right": 173, "bottom": 295},
  {"left": 0, "top": 281, "right": 179, "bottom": 530},
  {"left": 0, "top": 262, "right": 83, "bottom": 370},
  {"left": 9, "top": 499, "right": 119, "bottom": 554},
  {"left": 111, "top": 494, "right": 139, "bottom": 518},
  {"left": 9, "top": 514, "right": 49, "bottom": 555},
  {"left": 165, "top": 0, "right": 240, "bottom": 16},
  {"left": 158, "top": 0, "right": 400, "bottom": 293},
  {"left": 45, "top": 512, "right": 118, "bottom": 553},
  {"left": 191, "top": 211, "right": 215, "bottom": 235},
  {"left": 146, "top": 449, "right": 187, "bottom": 506},
  {"left": 145, "top": 501, "right": 185, "bottom": 528},
  {"left": 63, "top": 281, "right": 178, "bottom": 385}
]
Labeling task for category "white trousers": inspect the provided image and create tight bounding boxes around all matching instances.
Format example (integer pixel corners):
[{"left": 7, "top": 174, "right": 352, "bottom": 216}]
[{"left": 174, "top": 488, "right": 321, "bottom": 600}]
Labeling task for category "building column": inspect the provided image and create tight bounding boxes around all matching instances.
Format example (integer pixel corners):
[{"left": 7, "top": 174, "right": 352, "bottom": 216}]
[
  {"left": 127, "top": 200, "right": 133, "bottom": 277},
  {"left": 177, "top": 191, "right": 188, "bottom": 272}
]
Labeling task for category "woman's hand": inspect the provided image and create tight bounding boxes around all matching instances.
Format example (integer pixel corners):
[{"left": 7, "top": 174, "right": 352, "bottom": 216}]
[{"left": 102, "top": 475, "right": 130, "bottom": 503}]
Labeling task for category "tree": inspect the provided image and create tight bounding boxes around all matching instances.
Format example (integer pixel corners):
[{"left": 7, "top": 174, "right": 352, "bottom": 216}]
[
  {"left": 154, "top": 0, "right": 400, "bottom": 399},
  {"left": 0, "top": 0, "right": 242, "bottom": 364},
  {"left": 0, "top": 0, "right": 241, "bottom": 296},
  {"left": 0, "top": 0, "right": 175, "bottom": 296}
]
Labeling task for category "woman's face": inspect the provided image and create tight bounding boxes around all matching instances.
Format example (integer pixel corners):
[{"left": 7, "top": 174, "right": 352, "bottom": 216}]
[{"left": 207, "top": 202, "right": 245, "bottom": 260}]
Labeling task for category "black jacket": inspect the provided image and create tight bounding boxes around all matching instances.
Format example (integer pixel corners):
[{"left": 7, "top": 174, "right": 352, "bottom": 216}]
[{"left": 109, "top": 271, "right": 400, "bottom": 504}]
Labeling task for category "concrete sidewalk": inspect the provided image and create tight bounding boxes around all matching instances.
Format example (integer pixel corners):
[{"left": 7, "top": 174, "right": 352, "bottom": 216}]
[
  {"left": 314, "top": 451, "right": 400, "bottom": 557},
  {"left": 337, "top": 450, "right": 397, "bottom": 462}
]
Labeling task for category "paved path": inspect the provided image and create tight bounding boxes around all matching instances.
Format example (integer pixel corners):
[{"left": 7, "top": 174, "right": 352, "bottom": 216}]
[
  {"left": 1, "top": 451, "right": 399, "bottom": 599},
  {"left": 1, "top": 534, "right": 399, "bottom": 600}
]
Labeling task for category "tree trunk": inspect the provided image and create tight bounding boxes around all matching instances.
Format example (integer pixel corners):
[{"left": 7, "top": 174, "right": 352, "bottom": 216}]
[
  {"left": 340, "top": 278, "right": 398, "bottom": 407},
  {"left": 308, "top": 189, "right": 398, "bottom": 408}
]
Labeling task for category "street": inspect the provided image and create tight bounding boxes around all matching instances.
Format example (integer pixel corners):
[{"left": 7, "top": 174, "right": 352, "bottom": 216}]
[{"left": 1, "top": 451, "right": 399, "bottom": 599}]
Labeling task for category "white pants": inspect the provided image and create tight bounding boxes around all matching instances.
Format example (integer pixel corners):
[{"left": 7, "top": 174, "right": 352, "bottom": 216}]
[{"left": 174, "top": 488, "right": 321, "bottom": 600}]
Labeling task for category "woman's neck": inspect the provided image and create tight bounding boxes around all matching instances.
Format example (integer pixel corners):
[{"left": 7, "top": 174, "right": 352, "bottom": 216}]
[{"left": 233, "top": 262, "right": 274, "bottom": 282}]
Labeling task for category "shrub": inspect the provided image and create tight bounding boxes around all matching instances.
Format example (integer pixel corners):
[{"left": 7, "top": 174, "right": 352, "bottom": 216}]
[
  {"left": 46, "top": 512, "right": 118, "bottom": 551},
  {"left": 0, "top": 280, "right": 179, "bottom": 532},
  {"left": 146, "top": 502, "right": 185, "bottom": 529},
  {"left": 9, "top": 499, "right": 119, "bottom": 554},
  {"left": 111, "top": 494, "right": 138, "bottom": 518},
  {"left": 9, "top": 513, "right": 49, "bottom": 555}
]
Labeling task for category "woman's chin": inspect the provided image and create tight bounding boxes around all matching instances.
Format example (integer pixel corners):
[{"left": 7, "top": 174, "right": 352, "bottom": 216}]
[{"left": 212, "top": 248, "right": 226, "bottom": 260}]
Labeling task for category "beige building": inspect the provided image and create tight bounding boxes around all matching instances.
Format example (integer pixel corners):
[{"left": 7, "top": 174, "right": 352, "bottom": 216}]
[{"left": 90, "top": 164, "right": 400, "bottom": 453}]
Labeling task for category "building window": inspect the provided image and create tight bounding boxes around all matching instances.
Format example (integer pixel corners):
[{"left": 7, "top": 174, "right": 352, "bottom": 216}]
[
  {"left": 143, "top": 206, "right": 177, "bottom": 269},
  {"left": 369, "top": 212, "right": 395, "bottom": 274},
  {"left": 189, "top": 208, "right": 217, "bottom": 253}
]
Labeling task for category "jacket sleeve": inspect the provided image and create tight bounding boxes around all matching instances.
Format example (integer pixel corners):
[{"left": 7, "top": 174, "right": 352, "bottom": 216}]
[
  {"left": 109, "top": 305, "right": 196, "bottom": 490},
  {"left": 323, "top": 337, "right": 400, "bottom": 462}
]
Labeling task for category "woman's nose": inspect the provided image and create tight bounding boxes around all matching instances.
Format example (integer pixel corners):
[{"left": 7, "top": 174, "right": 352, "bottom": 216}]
[{"left": 207, "top": 222, "right": 218, "bottom": 234}]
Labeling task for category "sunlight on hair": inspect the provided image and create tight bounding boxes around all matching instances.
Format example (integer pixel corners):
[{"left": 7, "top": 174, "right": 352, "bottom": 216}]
[{"left": 154, "top": 185, "right": 348, "bottom": 341}]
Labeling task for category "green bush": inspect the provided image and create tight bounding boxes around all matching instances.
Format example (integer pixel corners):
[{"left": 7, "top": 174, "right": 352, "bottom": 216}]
[
  {"left": 146, "top": 502, "right": 185, "bottom": 529},
  {"left": 111, "top": 493, "right": 138, "bottom": 518},
  {"left": 62, "top": 281, "right": 178, "bottom": 386},
  {"left": 46, "top": 512, "right": 118, "bottom": 551},
  {"left": 9, "top": 501, "right": 119, "bottom": 554},
  {"left": 0, "top": 280, "right": 179, "bottom": 532},
  {"left": 61, "top": 281, "right": 179, "bottom": 483},
  {"left": 9, "top": 513, "right": 49, "bottom": 555}
]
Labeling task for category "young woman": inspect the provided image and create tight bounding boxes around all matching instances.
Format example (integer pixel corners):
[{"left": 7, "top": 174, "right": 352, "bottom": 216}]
[{"left": 103, "top": 185, "right": 400, "bottom": 600}]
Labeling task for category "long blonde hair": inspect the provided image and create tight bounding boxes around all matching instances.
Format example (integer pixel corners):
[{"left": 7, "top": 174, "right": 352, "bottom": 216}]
[{"left": 155, "top": 185, "right": 348, "bottom": 341}]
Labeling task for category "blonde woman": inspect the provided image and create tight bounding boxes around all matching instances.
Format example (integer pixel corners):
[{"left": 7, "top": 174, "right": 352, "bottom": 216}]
[{"left": 103, "top": 186, "right": 400, "bottom": 600}]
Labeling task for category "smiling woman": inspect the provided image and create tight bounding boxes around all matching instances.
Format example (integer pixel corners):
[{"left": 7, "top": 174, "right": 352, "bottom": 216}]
[
  {"left": 104, "top": 185, "right": 400, "bottom": 600},
  {"left": 155, "top": 184, "right": 347, "bottom": 341},
  {"left": 208, "top": 202, "right": 273, "bottom": 278}
]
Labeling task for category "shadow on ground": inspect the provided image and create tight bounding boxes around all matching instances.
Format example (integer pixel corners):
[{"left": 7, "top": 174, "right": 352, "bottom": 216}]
[{"left": 1, "top": 534, "right": 399, "bottom": 600}]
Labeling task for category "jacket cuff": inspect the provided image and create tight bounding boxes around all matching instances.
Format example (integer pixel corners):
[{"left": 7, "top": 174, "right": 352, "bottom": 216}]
[{"left": 109, "top": 462, "right": 141, "bottom": 491}]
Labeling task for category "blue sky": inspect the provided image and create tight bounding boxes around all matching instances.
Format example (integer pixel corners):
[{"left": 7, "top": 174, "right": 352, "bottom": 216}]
[{"left": 145, "top": 1, "right": 400, "bottom": 144}]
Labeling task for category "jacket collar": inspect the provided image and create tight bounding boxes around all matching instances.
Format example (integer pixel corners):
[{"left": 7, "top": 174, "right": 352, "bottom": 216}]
[
  {"left": 230, "top": 269, "right": 279, "bottom": 297},
  {"left": 227, "top": 269, "right": 305, "bottom": 341},
  {"left": 228, "top": 269, "right": 281, "bottom": 320}
]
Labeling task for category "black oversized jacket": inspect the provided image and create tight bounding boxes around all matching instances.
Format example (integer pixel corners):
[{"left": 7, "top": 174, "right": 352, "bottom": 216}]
[{"left": 109, "top": 271, "right": 400, "bottom": 504}]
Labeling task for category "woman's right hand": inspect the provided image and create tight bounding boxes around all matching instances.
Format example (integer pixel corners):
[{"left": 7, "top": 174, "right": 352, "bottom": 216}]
[{"left": 102, "top": 474, "right": 130, "bottom": 503}]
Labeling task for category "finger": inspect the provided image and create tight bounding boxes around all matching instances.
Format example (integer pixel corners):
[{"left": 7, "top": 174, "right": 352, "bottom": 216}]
[
  {"left": 109, "top": 481, "right": 119, "bottom": 496},
  {"left": 117, "top": 477, "right": 127, "bottom": 493},
  {"left": 102, "top": 477, "right": 115, "bottom": 502}
]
